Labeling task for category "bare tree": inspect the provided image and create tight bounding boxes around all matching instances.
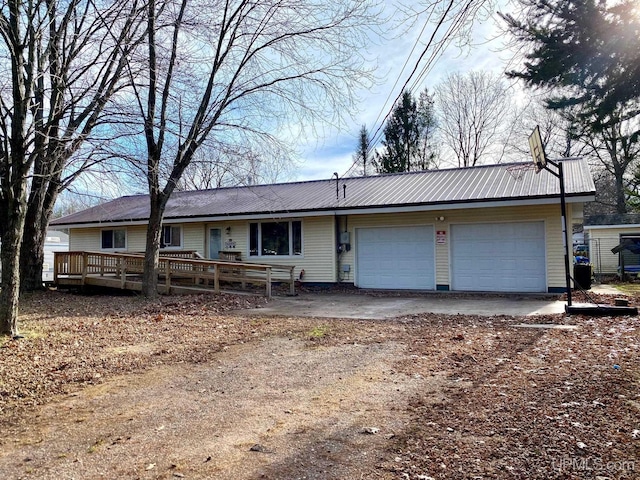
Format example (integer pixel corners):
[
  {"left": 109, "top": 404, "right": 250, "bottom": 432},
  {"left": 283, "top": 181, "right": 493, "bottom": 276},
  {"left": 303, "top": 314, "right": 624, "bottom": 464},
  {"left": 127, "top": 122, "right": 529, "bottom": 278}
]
[
  {"left": 169, "top": 143, "right": 294, "bottom": 191},
  {"left": 435, "top": 71, "right": 513, "bottom": 167},
  {"left": 124, "top": 0, "right": 380, "bottom": 297},
  {"left": 500, "top": 0, "right": 640, "bottom": 214},
  {"left": 517, "top": 100, "right": 640, "bottom": 214},
  {"left": 0, "top": 0, "right": 145, "bottom": 335},
  {"left": 504, "top": 97, "right": 589, "bottom": 160},
  {"left": 582, "top": 114, "right": 640, "bottom": 214}
]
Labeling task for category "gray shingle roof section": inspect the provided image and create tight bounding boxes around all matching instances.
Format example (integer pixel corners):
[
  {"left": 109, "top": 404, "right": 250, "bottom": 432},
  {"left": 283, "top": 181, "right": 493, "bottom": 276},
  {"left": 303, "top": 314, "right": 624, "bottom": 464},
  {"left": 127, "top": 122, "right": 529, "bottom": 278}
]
[
  {"left": 51, "top": 159, "right": 595, "bottom": 226},
  {"left": 585, "top": 214, "right": 640, "bottom": 226}
]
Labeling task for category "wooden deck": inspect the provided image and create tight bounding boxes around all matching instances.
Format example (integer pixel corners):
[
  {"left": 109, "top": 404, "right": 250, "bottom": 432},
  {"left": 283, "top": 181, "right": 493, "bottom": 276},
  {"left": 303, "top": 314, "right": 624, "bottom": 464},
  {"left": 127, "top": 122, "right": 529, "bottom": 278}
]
[{"left": 54, "top": 251, "right": 295, "bottom": 298}]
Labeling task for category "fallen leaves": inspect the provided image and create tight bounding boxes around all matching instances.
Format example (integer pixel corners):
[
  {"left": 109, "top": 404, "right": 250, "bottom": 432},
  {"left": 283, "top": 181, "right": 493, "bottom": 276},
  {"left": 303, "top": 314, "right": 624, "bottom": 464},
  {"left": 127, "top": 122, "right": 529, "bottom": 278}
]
[
  {"left": 384, "top": 310, "right": 640, "bottom": 479},
  {"left": 0, "top": 290, "right": 266, "bottom": 418},
  {"left": 1, "top": 289, "right": 639, "bottom": 480}
]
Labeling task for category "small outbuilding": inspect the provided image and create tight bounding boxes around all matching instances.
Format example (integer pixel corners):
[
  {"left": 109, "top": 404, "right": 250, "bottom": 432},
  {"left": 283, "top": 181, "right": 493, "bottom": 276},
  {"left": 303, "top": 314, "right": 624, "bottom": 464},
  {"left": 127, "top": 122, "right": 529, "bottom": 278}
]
[
  {"left": 0, "top": 230, "right": 68, "bottom": 284},
  {"left": 584, "top": 214, "right": 640, "bottom": 278}
]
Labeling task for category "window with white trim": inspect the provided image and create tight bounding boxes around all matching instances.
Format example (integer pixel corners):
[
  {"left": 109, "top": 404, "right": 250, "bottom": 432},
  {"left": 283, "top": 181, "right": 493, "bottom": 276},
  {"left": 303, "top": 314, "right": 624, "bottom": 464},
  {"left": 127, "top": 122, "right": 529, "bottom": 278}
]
[
  {"left": 161, "top": 225, "right": 182, "bottom": 248},
  {"left": 101, "top": 229, "right": 126, "bottom": 250},
  {"left": 249, "top": 220, "right": 302, "bottom": 256}
]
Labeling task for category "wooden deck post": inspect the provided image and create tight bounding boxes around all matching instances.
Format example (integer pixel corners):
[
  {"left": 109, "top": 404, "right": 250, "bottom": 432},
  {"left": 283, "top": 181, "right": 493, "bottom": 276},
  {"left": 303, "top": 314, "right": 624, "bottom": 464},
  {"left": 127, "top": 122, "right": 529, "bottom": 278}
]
[
  {"left": 81, "top": 252, "right": 88, "bottom": 284},
  {"left": 54, "top": 253, "right": 60, "bottom": 283},
  {"left": 266, "top": 267, "right": 272, "bottom": 298},
  {"left": 165, "top": 260, "right": 171, "bottom": 294},
  {"left": 289, "top": 267, "right": 295, "bottom": 295},
  {"left": 54, "top": 251, "right": 294, "bottom": 299},
  {"left": 120, "top": 257, "right": 126, "bottom": 289}
]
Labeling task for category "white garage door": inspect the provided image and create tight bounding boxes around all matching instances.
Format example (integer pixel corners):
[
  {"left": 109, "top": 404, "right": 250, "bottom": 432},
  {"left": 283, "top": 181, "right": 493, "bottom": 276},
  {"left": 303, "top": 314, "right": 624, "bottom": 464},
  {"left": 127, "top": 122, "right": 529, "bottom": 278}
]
[
  {"left": 356, "top": 226, "right": 434, "bottom": 289},
  {"left": 451, "top": 222, "right": 546, "bottom": 292}
]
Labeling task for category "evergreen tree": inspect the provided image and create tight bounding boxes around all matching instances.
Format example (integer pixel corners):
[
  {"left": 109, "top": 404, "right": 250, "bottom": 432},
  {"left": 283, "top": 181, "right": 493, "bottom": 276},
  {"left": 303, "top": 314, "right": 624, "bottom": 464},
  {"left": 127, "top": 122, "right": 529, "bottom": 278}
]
[
  {"left": 415, "top": 88, "right": 439, "bottom": 170},
  {"left": 375, "top": 88, "right": 437, "bottom": 173},
  {"left": 502, "top": 0, "right": 640, "bottom": 213},
  {"left": 353, "top": 124, "right": 372, "bottom": 176},
  {"left": 502, "top": 0, "right": 640, "bottom": 127}
]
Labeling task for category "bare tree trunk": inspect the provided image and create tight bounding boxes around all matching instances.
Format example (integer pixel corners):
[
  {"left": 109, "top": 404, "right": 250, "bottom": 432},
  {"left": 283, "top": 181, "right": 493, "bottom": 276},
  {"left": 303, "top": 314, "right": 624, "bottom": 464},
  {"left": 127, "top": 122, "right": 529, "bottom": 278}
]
[
  {"left": 614, "top": 170, "right": 628, "bottom": 214},
  {"left": 142, "top": 198, "right": 164, "bottom": 298},
  {"left": 132, "top": 0, "right": 385, "bottom": 296},
  {"left": 20, "top": 174, "right": 58, "bottom": 292},
  {"left": 19, "top": 226, "right": 45, "bottom": 292},
  {"left": 0, "top": 0, "right": 30, "bottom": 336},
  {"left": 0, "top": 198, "right": 27, "bottom": 336},
  {"left": 0, "top": 0, "right": 146, "bottom": 333}
]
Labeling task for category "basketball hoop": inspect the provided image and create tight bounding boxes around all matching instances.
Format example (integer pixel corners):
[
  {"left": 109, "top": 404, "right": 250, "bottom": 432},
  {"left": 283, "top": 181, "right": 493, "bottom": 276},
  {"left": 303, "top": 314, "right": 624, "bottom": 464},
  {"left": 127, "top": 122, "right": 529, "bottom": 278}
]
[
  {"left": 528, "top": 125, "right": 547, "bottom": 173},
  {"left": 505, "top": 163, "right": 536, "bottom": 181}
]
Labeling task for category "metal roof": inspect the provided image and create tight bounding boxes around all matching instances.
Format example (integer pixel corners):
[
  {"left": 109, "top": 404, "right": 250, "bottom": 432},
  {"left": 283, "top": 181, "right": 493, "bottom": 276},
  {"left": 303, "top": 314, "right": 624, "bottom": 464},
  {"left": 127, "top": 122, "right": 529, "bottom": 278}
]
[{"left": 51, "top": 159, "right": 595, "bottom": 226}]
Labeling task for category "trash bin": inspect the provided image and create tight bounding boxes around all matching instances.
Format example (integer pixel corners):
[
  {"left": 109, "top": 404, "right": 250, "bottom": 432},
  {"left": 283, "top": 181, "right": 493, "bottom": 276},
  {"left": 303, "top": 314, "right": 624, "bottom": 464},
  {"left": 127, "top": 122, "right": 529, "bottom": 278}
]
[{"left": 573, "top": 263, "right": 592, "bottom": 290}]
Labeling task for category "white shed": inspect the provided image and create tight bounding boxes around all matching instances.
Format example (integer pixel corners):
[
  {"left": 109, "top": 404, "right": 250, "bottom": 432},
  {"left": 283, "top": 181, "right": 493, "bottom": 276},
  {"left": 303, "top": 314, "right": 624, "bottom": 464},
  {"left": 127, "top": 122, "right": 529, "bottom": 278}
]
[{"left": 584, "top": 214, "right": 640, "bottom": 277}]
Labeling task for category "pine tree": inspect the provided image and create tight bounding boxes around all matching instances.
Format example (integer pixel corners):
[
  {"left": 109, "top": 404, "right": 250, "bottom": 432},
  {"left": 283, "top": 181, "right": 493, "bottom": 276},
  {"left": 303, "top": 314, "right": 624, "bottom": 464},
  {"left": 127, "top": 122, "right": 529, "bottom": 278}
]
[
  {"left": 415, "top": 88, "right": 438, "bottom": 169},
  {"left": 375, "top": 89, "right": 437, "bottom": 173},
  {"left": 353, "top": 125, "right": 372, "bottom": 176},
  {"left": 502, "top": 0, "right": 640, "bottom": 213},
  {"left": 501, "top": 0, "right": 640, "bottom": 128}
]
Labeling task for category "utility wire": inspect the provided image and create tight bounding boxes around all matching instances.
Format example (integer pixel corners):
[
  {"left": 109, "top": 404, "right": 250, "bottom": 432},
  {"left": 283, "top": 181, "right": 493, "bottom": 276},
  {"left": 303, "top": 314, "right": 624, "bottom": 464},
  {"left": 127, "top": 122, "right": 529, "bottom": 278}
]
[
  {"left": 341, "top": 0, "right": 488, "bottom": 178},
  {"left": 368, "top": 0, "right": 457, "bottom": 151},
  {"left": 367, "top": 9, "right": 436, "bottom": 140},
  {"left": 341, "top": 7, "right": 438, "bottom": 179}
]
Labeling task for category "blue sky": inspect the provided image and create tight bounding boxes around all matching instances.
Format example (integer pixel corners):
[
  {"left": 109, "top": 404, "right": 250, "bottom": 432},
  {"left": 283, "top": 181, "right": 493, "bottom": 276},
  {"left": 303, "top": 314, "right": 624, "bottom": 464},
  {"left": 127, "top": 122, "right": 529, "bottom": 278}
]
[{"left": 294, "top": 0, "right": 516, "bottom": 181}]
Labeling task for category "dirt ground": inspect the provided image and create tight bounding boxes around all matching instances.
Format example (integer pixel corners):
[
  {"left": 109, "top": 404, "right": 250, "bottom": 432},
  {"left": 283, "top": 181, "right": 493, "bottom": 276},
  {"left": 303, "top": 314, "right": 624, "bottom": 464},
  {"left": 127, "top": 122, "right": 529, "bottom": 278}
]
[{"left": 1, "top": 290, "right": 639, "bottom": 480}]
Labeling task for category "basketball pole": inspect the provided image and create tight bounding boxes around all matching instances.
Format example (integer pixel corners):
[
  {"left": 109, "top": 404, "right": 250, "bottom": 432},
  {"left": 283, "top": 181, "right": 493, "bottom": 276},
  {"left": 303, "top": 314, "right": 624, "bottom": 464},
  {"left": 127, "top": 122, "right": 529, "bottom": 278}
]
[
  {"left": 542, "top": 158, "right": 573, "bottom": 308},
  {"left": 531, "top": 125, "right": 637, "bottom": 315}
]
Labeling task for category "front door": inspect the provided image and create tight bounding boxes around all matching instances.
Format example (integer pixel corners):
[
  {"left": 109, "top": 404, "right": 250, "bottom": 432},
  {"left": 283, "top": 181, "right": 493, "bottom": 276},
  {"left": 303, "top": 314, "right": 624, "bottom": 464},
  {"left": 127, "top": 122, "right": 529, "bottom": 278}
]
[{"left": 209, "top": 228, "right": 222, "bottom": 259}]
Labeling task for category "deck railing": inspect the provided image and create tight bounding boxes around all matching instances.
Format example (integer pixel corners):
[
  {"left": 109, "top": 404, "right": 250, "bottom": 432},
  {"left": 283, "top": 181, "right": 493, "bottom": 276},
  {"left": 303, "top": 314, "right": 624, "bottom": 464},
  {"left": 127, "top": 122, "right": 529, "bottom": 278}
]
[{"left": 54, "top": 251, "right": 295, "bottom": 298}]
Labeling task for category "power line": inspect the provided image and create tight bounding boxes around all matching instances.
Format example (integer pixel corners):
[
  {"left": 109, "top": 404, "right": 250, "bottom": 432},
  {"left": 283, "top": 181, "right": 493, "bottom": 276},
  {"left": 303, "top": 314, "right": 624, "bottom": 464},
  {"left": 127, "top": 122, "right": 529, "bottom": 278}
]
[
  {"left": 368, "top": 0, "right": 457, "bottom": 151},
  {"left": 367, "top": 10, "right": 436, "bottom": 140},
  {"left": 341, "top": 0, "right": 490, "bottom": 178},
  {"left": 340, "top": 8, "right": 437, "bottom": 178}
]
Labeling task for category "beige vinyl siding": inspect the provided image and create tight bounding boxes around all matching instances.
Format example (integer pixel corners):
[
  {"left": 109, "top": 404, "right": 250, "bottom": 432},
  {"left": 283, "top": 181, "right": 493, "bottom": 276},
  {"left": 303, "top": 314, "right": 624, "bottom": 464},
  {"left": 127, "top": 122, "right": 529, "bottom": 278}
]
[
  {"left": 125, "top": 226, "right": 146, "bottom": 252},
  {"left": 294, "top": 216, "right": 335, "bottom": 283},
  {"left": 67, "top": 203, "right": 573, "bottom": 290},
  {"left": 69, "top": 227, "right": 102, "bottom": 251},
  {"left": 227, "top": 221, "right": 248, "bottom": 254},
  {"left": 208, "top": 216, "right": 335, "bottom": 283},
  {"left": 585, "top": 225, "right": 640, "bottom": 274},
  {"left": 341, "top": 204, "right": 569, "bottom": 291},
  {"left": 241, "top": 216, "right": 335, "bottom": 283},
  {"left": 182, "top": 223, "right": 205, "bottom": 254},
  {"left": 205, "top": 221, "right": 248, "bottom": 258},
  {"left": 68, "top": 225, "right": 144, "bottom": 252}
]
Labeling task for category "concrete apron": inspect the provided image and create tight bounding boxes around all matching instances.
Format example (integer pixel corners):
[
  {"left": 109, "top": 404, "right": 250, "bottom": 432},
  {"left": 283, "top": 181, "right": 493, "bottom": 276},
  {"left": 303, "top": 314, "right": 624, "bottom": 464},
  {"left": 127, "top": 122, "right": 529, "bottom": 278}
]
[{"left": 239, "top": 293, "right": 566, "bottom": 320}]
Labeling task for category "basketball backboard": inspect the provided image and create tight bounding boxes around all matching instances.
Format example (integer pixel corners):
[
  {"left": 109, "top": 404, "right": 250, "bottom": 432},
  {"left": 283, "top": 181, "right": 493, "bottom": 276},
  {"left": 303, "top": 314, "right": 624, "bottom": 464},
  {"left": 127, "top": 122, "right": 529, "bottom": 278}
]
[{"left": 528, "top": 125, "right": 547, "bottom": 173}]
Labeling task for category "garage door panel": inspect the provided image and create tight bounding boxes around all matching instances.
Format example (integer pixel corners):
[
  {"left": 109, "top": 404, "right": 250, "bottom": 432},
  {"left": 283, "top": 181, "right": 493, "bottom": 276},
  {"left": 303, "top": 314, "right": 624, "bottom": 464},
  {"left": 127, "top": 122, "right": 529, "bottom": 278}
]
[
  {"left": 451, "top": 222, "right": 546, "bottom": 293},
  {"left": 357, "top": 226, "right": 434, "bottom": 290}
]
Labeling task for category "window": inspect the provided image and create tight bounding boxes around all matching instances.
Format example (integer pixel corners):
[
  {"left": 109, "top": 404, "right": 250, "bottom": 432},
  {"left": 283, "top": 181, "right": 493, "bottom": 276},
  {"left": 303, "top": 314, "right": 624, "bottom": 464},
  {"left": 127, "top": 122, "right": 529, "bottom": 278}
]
[
  {"left": 161, "top": 225, "right": 182, "bottom": 248},
  {"left": 101, "top": 229, "right": 126, "bottom": 249},
  {"left": 249, "top": 220, "right": 302, "bottom": 256}
]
